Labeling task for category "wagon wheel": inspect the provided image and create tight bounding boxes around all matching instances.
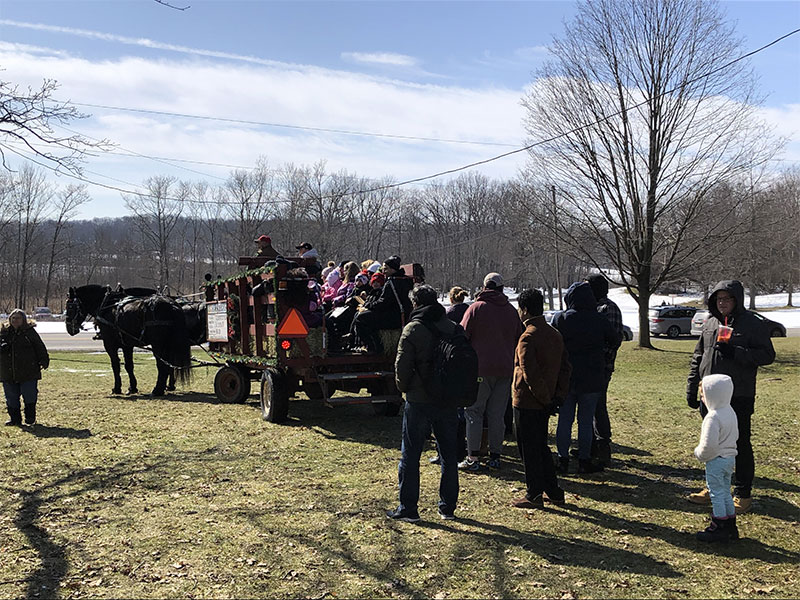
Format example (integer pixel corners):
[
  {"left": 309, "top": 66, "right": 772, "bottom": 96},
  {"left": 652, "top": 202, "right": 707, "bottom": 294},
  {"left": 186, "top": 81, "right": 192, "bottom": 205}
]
[
  {"left": 261, "top": 368, "right": 289, "bottom": 423},
  {"left": 368, "top": 379, "right": 403, "bottom": 416},
  {"left": 666, "top": 325, "right": 681, "bottom": 339},
  {"left": 214, "top": 365, "right": 251, "bottom": 404},
  {"left": 770, "top": 327, "right": 783, "bottom": 338}
]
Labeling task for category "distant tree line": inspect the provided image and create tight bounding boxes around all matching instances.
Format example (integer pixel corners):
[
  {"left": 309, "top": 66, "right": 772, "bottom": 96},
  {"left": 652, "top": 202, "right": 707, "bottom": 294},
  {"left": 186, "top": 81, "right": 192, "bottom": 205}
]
[{"left": 0, "top": 161, "right": 797, "bottom": 316}]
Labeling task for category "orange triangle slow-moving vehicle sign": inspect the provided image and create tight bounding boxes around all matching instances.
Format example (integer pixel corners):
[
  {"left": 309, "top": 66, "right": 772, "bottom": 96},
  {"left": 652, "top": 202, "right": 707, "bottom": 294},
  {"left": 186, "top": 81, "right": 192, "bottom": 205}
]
[{"left": 276, "top": 308, "right": 310, "bottom": 338}]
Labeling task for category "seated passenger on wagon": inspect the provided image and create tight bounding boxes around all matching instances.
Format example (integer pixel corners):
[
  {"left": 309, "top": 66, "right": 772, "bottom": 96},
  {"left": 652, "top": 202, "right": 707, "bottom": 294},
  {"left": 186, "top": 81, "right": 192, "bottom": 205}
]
[
  {"left": 285, "top": 268, "right": 323, "bottom": 328},
  {"left": 350, "top": 256, "right": 413, "bottom": 354},
  {"left": 325, "top": 272, "right": 370, "bottom": 352},
  {"left": 332, "top": 262, "right": 361, "bottom": 307},
  {"left": 255, "top": 234, "right": 279, "bottom": 258}
]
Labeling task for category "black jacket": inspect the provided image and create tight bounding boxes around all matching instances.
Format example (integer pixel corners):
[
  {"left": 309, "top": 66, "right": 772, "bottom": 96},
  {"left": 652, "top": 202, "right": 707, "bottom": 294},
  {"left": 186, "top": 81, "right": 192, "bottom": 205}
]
[
  {"left": 552, "top": 282, "right": 620, "bottom": 393},
  {"left": 446, "top": 302, "right": 469, "bottom": 324},
  {"left": 395, "top": 303, "right": 460, "bottom": 404},
  {"left": 687, "top": 280, "right": 775, "bottom": 401},
  {"left": 366, "top": 271, "right": 413, "bottom": 328},
  {"left": 0, "top": 323, "right": 50, "bottom": 383}
]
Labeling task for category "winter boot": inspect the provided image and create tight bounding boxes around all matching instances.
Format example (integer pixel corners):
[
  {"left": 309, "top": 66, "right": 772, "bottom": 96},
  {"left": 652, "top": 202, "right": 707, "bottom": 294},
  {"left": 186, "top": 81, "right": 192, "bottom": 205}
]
[
  {"left": 578, "top": 459, "right": 604, "bottom": 474},
  {"left": 24, "top": 403, "right": 36, "bottom": 426},
  {"left": 687, "top": 487, "right": 711, "bottom": 505},
  {"left": 696, "top": 517, "right": 730, "bottom": 543},
  {"left": 727, "top": 515, "right": 740, "bottom": 540},
  {"left": 5, "top": 406, "right": 22, "bottom": 426},
  {"left": 595, "top": 441, "right": 612, "bottom": 466}
]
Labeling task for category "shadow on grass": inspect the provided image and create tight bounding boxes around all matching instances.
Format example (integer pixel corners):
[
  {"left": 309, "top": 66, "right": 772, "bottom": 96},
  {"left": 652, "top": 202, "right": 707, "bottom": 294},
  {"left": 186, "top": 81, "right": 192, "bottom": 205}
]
[
  {"left": 25, "top": 425, "right": 92, "bottom": 439},
  {"left": 424, "top": 516, "right": 682, "bottom": 577},
  {"left": 561, "top": 502, "right": 800, "bottom": 564},
  {"left": 561, "top": 458, "right": 800, "bottom": 525}
]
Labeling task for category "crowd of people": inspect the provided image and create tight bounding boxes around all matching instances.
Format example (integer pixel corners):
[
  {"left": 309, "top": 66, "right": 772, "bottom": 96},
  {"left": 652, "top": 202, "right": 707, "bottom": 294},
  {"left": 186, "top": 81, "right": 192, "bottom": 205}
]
[
  {"left": 386, "top": 273, "right": 776, "bottom": 545},
  {"left": 3, "top": 232, "right": 778, "bottom": 545}
]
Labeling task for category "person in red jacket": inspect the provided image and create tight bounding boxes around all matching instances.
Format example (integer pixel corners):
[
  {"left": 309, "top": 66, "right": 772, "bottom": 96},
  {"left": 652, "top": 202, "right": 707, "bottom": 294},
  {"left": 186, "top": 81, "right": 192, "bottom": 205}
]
[{"left": 459, "top": 273, "right": 523, "bottom": 471}]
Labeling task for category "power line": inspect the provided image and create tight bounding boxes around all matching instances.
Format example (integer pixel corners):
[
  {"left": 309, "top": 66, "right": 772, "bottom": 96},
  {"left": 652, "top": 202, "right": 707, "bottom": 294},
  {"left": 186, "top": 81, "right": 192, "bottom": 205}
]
[
  {"left": 57, "top": 100, "right": 520, "bottom": 148},
  {"left": 11, "top": 27, "right": 800, "bottom": 206}
]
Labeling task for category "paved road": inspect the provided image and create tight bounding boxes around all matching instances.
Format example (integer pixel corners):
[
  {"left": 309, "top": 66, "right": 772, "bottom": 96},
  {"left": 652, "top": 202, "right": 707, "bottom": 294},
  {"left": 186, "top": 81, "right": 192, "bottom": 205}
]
[{"left": 40, "top": 331, "right": 106, "bottom": 351}]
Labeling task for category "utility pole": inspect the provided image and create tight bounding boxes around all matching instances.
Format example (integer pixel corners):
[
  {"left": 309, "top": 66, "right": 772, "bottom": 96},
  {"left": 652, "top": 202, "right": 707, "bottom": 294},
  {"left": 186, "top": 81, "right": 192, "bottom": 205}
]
[{"left": 552, "top": 185, "right": 563, "bottom": 310}]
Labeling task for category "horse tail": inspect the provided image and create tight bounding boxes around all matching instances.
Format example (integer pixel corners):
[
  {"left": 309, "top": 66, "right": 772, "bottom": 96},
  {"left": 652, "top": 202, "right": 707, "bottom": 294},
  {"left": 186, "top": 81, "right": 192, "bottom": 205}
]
[{"left": 167, "top": 309, "right": 193, "bottom": 387}]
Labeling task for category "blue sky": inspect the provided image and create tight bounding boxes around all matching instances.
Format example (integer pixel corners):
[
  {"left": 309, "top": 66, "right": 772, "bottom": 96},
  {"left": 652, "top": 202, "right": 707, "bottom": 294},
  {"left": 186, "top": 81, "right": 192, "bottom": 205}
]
[{"left": 0, "top": 0, "right": 798, "bottom": 217}]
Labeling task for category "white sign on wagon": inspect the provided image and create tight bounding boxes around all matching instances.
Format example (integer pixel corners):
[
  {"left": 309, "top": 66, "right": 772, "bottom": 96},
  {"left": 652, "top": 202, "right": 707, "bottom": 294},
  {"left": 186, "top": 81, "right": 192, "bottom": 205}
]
[{"left": 207, "top": 301, "right": 228, "bottom": 342}]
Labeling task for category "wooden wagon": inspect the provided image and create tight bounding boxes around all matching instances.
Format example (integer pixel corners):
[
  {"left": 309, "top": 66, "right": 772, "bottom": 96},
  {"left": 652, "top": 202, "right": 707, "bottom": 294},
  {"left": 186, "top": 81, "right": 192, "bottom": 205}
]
[{"left": 203, "top": 257, "right": 423, "bottom": 423}]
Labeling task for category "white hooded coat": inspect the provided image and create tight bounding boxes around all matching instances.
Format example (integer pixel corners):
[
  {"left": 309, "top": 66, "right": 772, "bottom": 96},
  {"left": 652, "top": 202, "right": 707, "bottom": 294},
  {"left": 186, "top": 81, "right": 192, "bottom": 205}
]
[{"left": 694, "top": 374, "right": 739, "bottom": 463}]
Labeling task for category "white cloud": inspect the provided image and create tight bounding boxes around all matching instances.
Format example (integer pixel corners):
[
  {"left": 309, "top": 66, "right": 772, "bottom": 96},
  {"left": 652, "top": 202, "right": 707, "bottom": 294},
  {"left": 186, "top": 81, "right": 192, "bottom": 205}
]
[
  {"left": 0, "top": 42, "right": 528, "bottom": 216},
  {"left": 341, "top": 52, "right": 418, "bottom": 68},
  {"left": 513, "top": 46, "right": 549, "bottom": 61},
  {"left": 0, "top": 19, "right": 296, "bottom": 69}
]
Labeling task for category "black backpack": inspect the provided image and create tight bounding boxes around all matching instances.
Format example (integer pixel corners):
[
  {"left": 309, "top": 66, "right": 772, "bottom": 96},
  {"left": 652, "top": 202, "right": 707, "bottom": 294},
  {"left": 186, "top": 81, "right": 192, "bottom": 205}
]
[{"left": 423, "top": 322, "right": 479, "bottom": 407}]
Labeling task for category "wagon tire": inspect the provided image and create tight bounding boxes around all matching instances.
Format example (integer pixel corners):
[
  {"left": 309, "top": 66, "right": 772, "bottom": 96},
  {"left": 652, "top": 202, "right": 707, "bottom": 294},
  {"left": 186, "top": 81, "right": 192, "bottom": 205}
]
[
  {"left": 261, "top": 368, "right": 289, "bottom": 423},
  {"left": 667, "top": 325, "right": 680, "bottom": 339},
  {"left": 770, "top": 327, "right": 783, "bottom": 338},
  {"left": 214, "top": 365, "right": 251, "bottom": 404}
]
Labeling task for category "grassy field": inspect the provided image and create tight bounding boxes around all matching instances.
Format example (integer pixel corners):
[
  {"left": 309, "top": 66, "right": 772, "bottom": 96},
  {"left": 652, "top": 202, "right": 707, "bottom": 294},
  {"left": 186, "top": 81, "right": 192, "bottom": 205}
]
[{"left": 1, "top": 339, "right": 798, "bottom": 599}]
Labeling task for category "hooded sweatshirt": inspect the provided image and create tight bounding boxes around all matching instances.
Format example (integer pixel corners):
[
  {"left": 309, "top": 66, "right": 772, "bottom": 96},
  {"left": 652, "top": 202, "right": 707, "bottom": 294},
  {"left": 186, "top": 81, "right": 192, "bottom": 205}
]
[
  {"left": 551, "top": 282, "right": 620, "bottom": 393},
  {"left": 694, "top": 374, "right": 739, "bottom": 462},
  {"left": 460, "top": 288, "right": 523, "bottom": 377},
  {"left": 687, "top": 280, "right": 775, "bottom": 401}
]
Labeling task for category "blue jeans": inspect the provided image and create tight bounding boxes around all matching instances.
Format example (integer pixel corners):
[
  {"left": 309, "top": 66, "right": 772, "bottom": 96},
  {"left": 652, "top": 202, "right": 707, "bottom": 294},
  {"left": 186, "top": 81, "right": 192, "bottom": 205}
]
[
  {"left": 4, "top": 380, "right": 38, "bottom": 411},
  {"left": 556, "top": 391, "right": 601, "bottom": 460},
  {"left": 398, "top": 401, "right": 459, "bottom": 516},
  {"left": 706, "top": 455, "right": 735, "bottom": 518}
]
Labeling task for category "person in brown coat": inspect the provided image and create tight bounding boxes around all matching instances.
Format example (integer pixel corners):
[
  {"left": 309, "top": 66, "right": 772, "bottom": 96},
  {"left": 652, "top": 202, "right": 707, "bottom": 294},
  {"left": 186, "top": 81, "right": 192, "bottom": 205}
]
[{"left": 511, "top": 289, "right": 571, "bottom": 508}]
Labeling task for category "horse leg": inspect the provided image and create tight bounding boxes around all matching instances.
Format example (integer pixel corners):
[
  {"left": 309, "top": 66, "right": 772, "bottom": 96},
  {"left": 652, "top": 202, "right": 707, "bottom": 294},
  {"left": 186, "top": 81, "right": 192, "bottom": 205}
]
[
  {"left": 166, "top": 369, "right": 176, "bottom": 392},
  {"left": 151, "top": 352, "right": 168, "bottom": 397},
  {"left": 123, "top": 346, "right": 138, "bottom": 394},
  {"left": 105, "top": 342, "right": 123, "bottom": 395}
]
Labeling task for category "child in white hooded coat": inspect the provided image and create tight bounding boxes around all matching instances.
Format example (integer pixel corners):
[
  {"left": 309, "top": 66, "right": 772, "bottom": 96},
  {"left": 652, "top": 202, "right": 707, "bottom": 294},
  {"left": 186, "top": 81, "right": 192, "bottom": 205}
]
[{"left": 694, "top": 374, "right": 739, "bottom": 542}]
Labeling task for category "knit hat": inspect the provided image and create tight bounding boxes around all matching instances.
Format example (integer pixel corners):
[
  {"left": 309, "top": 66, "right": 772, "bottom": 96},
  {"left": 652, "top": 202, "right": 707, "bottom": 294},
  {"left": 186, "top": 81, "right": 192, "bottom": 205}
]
[
  {"left": 355, "top": 273, "right": 369, "bottom": 286},
  {"left": 326, "top": 269, "right": 341, "bottom": 286},
  {"left": 483, "top": 272, "right": 503, "bottom": 289},
  {"left": 368, "top": 261, "right": 382, "bottom": 273},
  {"left": 701, "top": 374, "right": 734, "bottom": 411},
  {"left": 383, "top": 256, "right": 401, "bottom": 271},
  {"left": 370, "top": 272, "right": 385, "bottom": 286},
  {"left": 255, "top": 234, "right": 271, "bottom": 243}
]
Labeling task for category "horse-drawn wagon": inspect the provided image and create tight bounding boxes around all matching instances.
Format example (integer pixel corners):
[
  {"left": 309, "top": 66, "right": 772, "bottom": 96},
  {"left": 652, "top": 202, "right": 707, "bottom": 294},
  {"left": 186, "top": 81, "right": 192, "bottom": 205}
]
[{"left": 203, "top": 256, "right": 424, "bottom": 423}]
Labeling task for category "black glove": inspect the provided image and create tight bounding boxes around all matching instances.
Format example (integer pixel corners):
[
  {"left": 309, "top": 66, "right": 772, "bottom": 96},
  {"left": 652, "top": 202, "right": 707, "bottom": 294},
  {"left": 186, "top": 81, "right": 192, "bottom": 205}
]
[
  {"left": 687, "top": 393, "right": 700, "bottom": 410},
  {"left": 714, "top": 342, "right": 736, "bottom": 359},
  {"left": 550, "top": 398, "right": 563, "bottom": 415}
]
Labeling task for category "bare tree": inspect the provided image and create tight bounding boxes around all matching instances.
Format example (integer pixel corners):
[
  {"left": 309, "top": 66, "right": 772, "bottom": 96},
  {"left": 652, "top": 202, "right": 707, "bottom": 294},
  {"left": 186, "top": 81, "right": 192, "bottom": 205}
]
[
  {"left": 123, "top": 176, "right": 185, "bottom": 289},
  {"left": 222, "top": 158, "right": 277, "bottom": 259},
  {"left": 43, "top": 184, "right": 90, "bottom": 305},
  {"left": 522, "top": 0, "right": 779, "bottom": 347},
  {"left": 0, "top": 77, "right": 108, "bottom": 174}
]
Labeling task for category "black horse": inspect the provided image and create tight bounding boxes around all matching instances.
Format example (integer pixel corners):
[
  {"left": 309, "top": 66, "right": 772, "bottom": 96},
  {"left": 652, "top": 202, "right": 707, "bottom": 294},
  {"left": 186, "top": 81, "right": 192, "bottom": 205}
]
[{"left": 65, "top": 285, "right": 193, "bottom": 396}]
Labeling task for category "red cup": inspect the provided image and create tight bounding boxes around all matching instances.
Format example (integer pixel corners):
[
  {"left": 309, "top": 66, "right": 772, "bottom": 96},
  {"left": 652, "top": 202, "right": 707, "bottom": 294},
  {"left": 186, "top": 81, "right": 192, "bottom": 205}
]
[{"left": 717, "top": 325, "right": 733, "bottom": 343}]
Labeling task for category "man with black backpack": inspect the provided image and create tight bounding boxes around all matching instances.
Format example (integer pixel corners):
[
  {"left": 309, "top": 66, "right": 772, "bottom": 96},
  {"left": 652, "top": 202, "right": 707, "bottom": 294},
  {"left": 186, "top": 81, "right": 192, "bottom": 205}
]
[{"left": 387, "top": 284, "right": 478, "bottom": 522}]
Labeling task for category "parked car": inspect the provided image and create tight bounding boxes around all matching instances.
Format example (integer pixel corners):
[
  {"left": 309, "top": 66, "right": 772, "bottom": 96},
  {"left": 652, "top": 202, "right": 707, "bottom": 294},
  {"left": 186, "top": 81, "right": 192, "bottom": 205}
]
[
  {"left": 691, "top": 309, "right": 786, "bottom": 338},
  {"left": 622, "top": 324, "right": 633, "bottom": 341},
  {"left": 33, "top": 307, "right": 54, "bottom": 321},
  {"left": 648, "top": 305, "right": 697, "bottom": 338},
  {"left": 545, "top": 310, "right": 634, "bottom": 341}
]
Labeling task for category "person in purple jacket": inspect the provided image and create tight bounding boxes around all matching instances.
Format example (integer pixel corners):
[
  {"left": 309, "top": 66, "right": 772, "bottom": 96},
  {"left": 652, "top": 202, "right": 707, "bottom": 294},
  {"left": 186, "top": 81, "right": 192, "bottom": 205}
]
[{"left": 458, "top": 273, "right": 523, "bottom": 471}]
